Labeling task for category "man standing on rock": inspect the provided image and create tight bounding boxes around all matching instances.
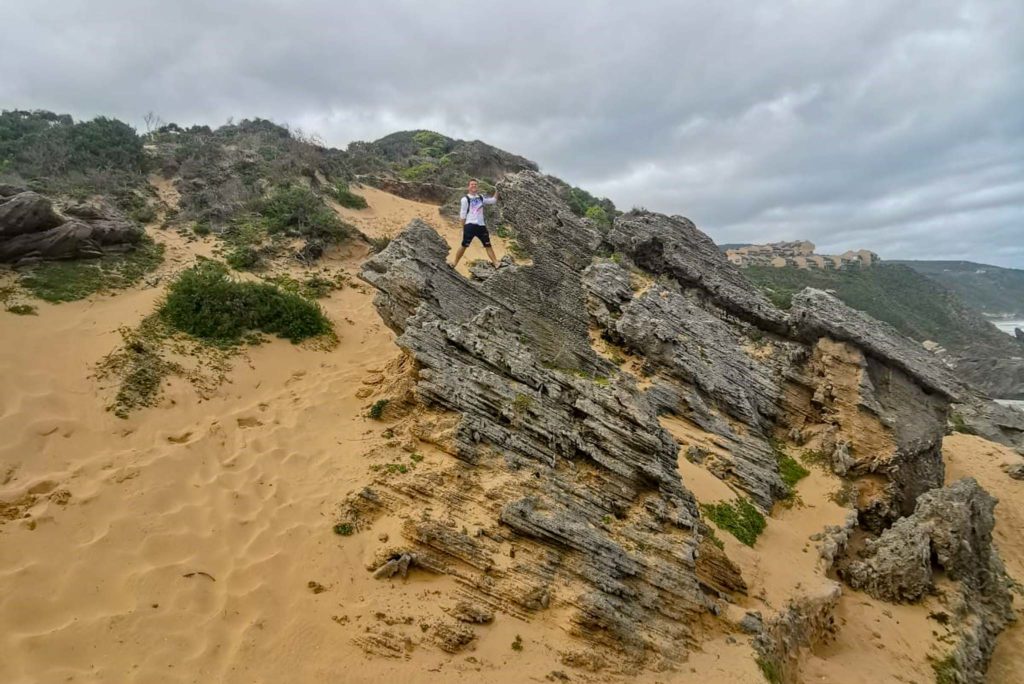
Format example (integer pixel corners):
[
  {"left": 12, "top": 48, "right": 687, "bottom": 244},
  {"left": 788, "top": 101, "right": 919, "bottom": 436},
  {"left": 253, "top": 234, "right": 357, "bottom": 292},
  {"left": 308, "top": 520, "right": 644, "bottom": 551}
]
[{"left": 451, "top": 179, "right": 499, "bottom": 269}]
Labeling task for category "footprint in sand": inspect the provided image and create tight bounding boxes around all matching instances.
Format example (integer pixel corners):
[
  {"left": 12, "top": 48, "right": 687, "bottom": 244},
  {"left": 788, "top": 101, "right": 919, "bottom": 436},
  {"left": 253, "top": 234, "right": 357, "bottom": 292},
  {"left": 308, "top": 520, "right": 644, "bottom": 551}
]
[
  {"left": 167, "top": 432, "right": 193, "bottom": 444},
  {"left": 237, "top": 417, "right": 263, "bottom": 429}
]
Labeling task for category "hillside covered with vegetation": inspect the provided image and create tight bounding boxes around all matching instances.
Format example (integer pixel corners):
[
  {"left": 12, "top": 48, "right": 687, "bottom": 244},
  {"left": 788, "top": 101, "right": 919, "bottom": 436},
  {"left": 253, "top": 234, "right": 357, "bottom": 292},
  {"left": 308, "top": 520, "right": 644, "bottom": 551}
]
[
  {"left": 891, "top": 260, "right": 1024, "bottom": 317},
  {"left": 743, "top": 262, "right": 1024, "bottom": 396}
]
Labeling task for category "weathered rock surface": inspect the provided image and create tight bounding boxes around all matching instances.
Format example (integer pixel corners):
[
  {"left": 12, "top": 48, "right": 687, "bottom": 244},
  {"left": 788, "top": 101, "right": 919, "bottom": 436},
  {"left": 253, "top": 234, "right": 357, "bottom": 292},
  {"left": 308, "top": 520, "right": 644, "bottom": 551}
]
[
  {"left": 841, "top": 478, "right": 1013, "bottom": 683},
  {"left": 954, "top": 394, "right": 1024, "bottom": 455},
  {"left": 789, "top": 288, "right": 962, "bottom": 402},
  {"left": 0, "top": 191, "right": 64, "bottom": 239},
  {"left": 356, "top": 170, "right": 1003, "bottom": 671},
  {"left": 0, "top": 191, "right": 143, "bottom": 263},
  {"left": 361, "top": 177, "right": 745, "bottom": 662}
]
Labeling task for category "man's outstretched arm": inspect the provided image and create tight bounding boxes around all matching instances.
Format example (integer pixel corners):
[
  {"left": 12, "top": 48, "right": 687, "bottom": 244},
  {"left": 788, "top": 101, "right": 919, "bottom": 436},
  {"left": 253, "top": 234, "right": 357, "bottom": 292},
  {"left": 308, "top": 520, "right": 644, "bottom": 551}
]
[{"left": 484, "top": 190, "right": 498, "bottom": 205}]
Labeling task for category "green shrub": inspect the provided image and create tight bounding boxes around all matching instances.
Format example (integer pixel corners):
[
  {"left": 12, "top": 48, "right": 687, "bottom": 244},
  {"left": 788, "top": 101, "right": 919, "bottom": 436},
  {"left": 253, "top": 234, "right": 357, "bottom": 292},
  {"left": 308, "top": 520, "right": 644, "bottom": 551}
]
[
  {"left": 330, "top": 182, "right": 368, "bottom": 209},
  {"left": 0, "top": 110, "right": 145, "bottom": 182},
  {"left": 584, "top": 205, "right": 611, "bottom": 228},
  {"left": 368, "top": 399, "right": 389, "bottom": 420},
  {"left": 193, "top": 222, "right": 212, "bottom": 236},
  {"left": 368, "top": 236, "right": 391, "bottom": 254},
  {"left": 701, "top": 498, "right": 766, "bottom": 547},
  {"left": 399, "top": 162, "right": 437, "bottom": 181},
  {"left": 225, "top": 245, "right": 263, "bottom": 270},
  {"left": 333, "top": 522, "right": 354, "bottom": 536},
  {"left": 5, "top": 303, "right": 37, "bottom": 315},
  {"left": 255, "top": 185, "right": 349, "bottom": 242},
  {"left": 160, "top": 260, "right": 332, "bottom": 344},
  {"left": 129, "top": 204, "right": 157, "bottom": 224}
]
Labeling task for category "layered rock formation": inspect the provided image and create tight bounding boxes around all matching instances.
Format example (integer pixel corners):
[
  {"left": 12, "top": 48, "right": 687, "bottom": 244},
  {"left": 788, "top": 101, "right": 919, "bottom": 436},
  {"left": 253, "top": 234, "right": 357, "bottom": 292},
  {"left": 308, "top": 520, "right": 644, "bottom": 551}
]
[
  {"left": 355, "top": 171, "right": 1011, "bottom": 677},
  {"left": 0, "top": 187, "right": 143, "bottom": 263}
]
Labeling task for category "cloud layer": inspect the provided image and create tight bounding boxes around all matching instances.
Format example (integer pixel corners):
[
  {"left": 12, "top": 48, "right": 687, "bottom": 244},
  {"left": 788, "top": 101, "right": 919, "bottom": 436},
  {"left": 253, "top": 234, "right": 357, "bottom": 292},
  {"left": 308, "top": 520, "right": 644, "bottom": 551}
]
[{"left": 3, "top": 0, "right": 1022, "bottom": 265}]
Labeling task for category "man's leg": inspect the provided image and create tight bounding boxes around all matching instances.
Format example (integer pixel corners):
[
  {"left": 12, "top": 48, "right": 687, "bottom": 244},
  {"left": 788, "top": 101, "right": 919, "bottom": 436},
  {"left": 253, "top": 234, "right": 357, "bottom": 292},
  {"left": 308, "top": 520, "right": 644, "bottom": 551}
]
[
  {"left": 452, "top": 224, "right": 472, "bottom": 267},
  {"left": 480, "top": 227, "right": 498, "bottom": 267}
]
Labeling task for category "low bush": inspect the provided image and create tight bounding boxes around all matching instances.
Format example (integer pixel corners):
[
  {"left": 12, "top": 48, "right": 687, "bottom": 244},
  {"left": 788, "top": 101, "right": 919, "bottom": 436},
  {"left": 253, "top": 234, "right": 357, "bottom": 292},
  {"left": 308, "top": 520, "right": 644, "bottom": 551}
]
[
  {"left": 399, "top": 162, "right": 437, "bottom": 182},
  {"left": 368, "top": 399, "right": 389, "bottom": 420},
  {"left": 160, "top": 260, "right": 332, "bottom": 344},
  {"left": 225, "top": 245, "right": 263, "bottom": 270},
  {"left": 330, "top": 182, "right": 368, "bottom": 209},
  {"left": 255, "top": 185, "right": 349, "bottom": 242},
  {"left": 5, "top": 303, "right": 37, "bottom": 315}
]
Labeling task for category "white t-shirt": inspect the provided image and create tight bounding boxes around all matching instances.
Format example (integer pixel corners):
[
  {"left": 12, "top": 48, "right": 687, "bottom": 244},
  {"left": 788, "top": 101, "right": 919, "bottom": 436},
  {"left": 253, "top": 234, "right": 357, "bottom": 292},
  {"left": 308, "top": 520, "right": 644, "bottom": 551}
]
[{"left": 460, "top": 194, "right": 497, "bottom": 225}]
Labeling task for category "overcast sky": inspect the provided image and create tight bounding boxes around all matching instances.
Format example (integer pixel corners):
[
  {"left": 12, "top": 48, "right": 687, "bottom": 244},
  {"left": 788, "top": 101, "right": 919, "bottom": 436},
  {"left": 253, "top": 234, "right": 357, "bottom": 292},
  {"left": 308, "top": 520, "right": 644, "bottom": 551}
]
[{"left": 3, "top": 1, "right": 1022, "bottom": 266}]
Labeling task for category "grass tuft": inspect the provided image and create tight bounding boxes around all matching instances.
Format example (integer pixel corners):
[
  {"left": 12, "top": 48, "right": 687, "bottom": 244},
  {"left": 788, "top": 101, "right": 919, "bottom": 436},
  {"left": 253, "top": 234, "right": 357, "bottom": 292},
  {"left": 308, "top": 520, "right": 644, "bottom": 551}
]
[
  {"left": 931, "top": 653, "right": 959, "bottom": 684},
  {"left": 756, "top": 657, "right": 783, "bottom": 684},
  {"left": 19, "top": 237, "right": 164, "bottom": 303},
  {"left": 701, "top": 498, "right": 766, "bottom": 547},
  {"left": 770, "top": 438, "right": 809, "bottom": 495},
  {"left": 949, "top": 413, "right": 979, "bottom": 435}
]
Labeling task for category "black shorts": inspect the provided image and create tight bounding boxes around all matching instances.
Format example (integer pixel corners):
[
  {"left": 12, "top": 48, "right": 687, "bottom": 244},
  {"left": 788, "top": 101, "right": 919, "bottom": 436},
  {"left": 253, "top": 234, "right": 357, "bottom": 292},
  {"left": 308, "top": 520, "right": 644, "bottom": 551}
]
[{"left": 461, "top": 223, "right": 491, "bottom": 248}]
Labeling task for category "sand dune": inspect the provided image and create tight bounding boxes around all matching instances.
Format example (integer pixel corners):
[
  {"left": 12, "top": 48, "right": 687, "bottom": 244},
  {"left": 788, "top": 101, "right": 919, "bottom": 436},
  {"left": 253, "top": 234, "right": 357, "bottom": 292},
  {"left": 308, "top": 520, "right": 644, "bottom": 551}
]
[{"left": 2, "top": 184, "right": 1022, "bottom": 683}]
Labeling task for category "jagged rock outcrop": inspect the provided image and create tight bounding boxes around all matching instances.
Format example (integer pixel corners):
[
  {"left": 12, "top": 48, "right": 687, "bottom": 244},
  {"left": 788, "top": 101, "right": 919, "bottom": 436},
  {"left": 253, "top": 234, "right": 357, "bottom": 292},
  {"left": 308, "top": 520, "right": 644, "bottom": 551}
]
[
  {"left": 0, "top": 191, "right": 143, "bottom": 263},
  {"left": 360, "top": 188, "right": 746, "bottom": 663},
  {"left": 841, "top": 478, "right": 1013, "bottom": 683},
  {"left": 355, "top": 170, "right": 1003, "bottom": 671}
]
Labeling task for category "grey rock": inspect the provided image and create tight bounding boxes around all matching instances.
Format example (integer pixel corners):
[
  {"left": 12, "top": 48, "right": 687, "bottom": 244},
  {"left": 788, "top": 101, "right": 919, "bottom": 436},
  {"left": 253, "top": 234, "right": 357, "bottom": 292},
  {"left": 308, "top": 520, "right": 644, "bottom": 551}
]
[
  {"left": 754, "top": 587, "right": 841, "bottom": 684},
  {"left": 0, "top": 192, "right": 143, "bottom": 263},
  {"left": 953, "top": 394, "right": 1024, "bottom": 455},
  {"left": 450, "top": 600, "right": 494, "bottom": 624},
  {"left": 739, "top": 611, "right": 763, "bottom": 634},
  {"left": 0, "top": 191, "right": 64, "bottom": 239},
  {"left": 789, "top": 288, "right": 962, "bottom": 402},
  {"left": 605, "top": 211, "right": 788, "bottom": 333},
  {"left": 0, "top": 183, "right": 28, "bottom": 198},
  {"left": 831, "top": 441, "right": 853, "bottom": 476},
  {"left": 372, "top": 553, "right": 414, "bottom": 580},
  {"left": 467, "top": 255, "right": 515, "bottom": 281},
  {"left": 1002, "top": 462, "right": 1024, "bottom": 480},
  {"left": 1016, "top": 327, "right": 1024, "bottom": 343},
  {"left": 841, "top": 478, "right": 1013, "bottom": 683}
]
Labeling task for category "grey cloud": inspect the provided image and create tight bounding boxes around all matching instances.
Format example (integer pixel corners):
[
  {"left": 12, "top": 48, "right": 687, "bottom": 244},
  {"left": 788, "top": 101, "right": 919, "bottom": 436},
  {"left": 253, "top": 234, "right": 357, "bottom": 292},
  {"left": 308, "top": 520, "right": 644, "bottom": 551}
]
[{"left": 2, "top": 0, "right": 1022, "bottom": 266}]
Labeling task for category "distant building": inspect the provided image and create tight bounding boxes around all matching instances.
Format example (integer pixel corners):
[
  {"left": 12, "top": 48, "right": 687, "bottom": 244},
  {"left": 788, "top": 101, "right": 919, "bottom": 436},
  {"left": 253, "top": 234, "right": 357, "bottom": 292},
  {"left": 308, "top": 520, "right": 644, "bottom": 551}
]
[{"left": 725, "top": 241, "right": 879, "bottom": 270}]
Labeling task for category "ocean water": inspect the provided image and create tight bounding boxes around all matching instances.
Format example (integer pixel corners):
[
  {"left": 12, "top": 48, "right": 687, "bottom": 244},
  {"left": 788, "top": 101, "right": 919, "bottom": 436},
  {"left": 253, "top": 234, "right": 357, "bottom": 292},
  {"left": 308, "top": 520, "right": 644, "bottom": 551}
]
[{"left": 992, "top": 319, "right": 1024, "bottom": 336}]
